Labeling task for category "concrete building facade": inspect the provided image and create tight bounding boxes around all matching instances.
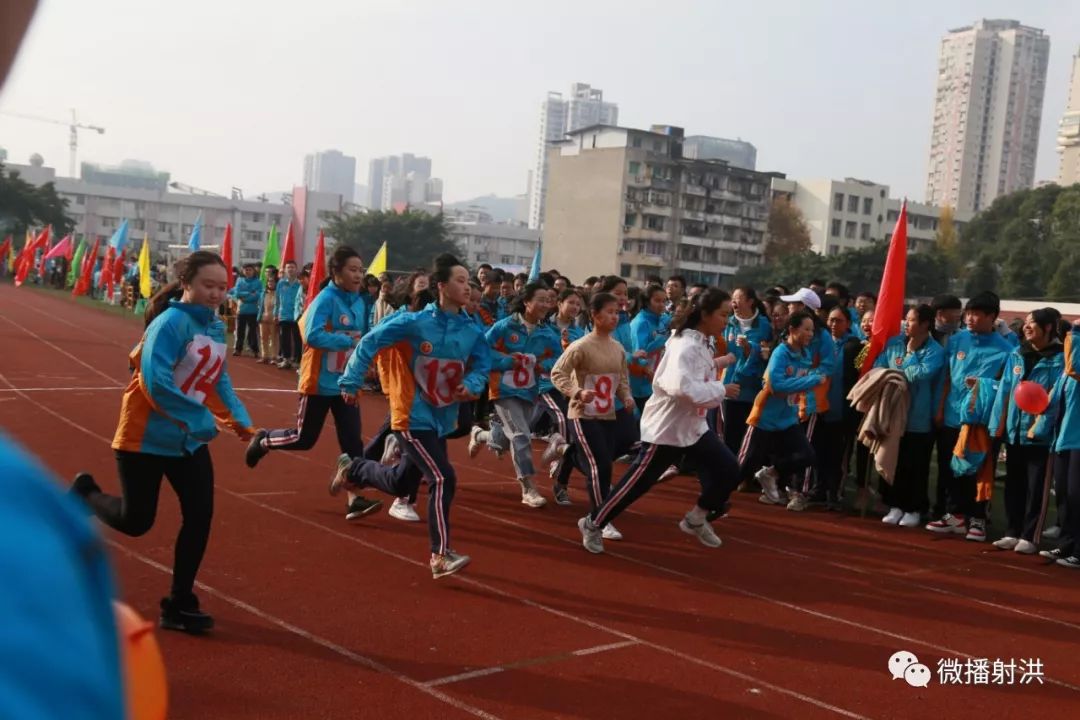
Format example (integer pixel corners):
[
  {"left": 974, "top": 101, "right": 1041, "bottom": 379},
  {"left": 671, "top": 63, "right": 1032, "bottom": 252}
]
[
  {"left": 447, "top": 219, "right": 540, "bottom": 274},
  {"left": 925, "top": 19, "right": 1050, "bottom": 214},
  {"left": 303, "top": 149, "right": 357, "bottom": 202},
  {"left": 681, "top": 136, "right": 757, "bottom": 170},
  {"left": 542, "top": 124, "right": 778, "bottom": 286},
  {"left": 1058, "top": 46, "right": 1080, "bottom": 186}
]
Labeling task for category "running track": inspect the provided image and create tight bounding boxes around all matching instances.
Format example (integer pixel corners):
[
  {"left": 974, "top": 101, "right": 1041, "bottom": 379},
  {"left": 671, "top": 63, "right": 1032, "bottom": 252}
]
[{"left": 2, "top": 283, "right": 1079, "bottom": 720}]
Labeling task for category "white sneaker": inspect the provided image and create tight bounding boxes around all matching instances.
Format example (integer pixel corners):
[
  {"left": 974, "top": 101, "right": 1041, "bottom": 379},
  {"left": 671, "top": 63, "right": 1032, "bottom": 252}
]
[
  {"left": 520, "top": 481, "right": 547, "bottom": 508},
  {"left": 755, "top": 466, "right": 781, "bottom": 504},
  {"left": 541, "top": 433, "right": 567, "bottom": 464},
  {"left": 1042, "top": 525, "right": 1062, "bottom": 540},
  {"left": 388, "top": 497, "right": 420, "bottom": 522},
  {"left": 578, "top": 516, "right": 604, "bottom": 554},
  {"left": 548, "top": 459, "right": 561, "bottom": 479},
  {"left": 925, "top": 513, "right": 967, "bottom": 535},
  {"left": 468, "top": 426, "right": 484, "bottom": 459},
  {"left": 898, "top": 512, "right": 921, "bottom": 527},
  {"left": 965, "top": 518, "right": 987, "bottom": 542},
  {"left": 380, "top": 434, "right": 401, "bottom": 465},
  {"left": 329, "top": 454, "right": 352, "bottom": 497},
  {"left": 757, "top": 492, "right": 783, "bottom": 506},
  {"left": 602, "top": 523, "right": 623, "bottom": 541},
  {"left": 992, "top": 536, "right": 1019, "bottom": 550},
  {"left": 1014, "top": 539, "right": 1038, "bottom": 555},
  {"left": 882, "top": 507, "right": 903, "bottom": 525},
  {"left": 657, "top": 465, "right": 680, "bottom": 483},
  {"left": 679, "top": 516, "right": 722, "bottom": 548}
]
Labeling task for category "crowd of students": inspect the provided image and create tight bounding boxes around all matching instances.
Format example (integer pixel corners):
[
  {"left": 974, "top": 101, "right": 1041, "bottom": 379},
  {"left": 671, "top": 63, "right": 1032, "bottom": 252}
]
[{"left": 67, "top": 250, "right": 1080, "bottom": 636}]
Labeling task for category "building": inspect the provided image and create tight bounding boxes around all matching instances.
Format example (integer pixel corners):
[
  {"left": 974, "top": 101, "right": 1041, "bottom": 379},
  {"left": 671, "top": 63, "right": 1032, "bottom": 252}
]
[
  {"left": 682, "top": 136, "right": 757, "bottom": 170},
  {"left": 926, "top": 19, "right": 1050, "bottom": 214},
  {"left": 1058, "top": 46, "right": 1080, "bottom": 186},
  {"left": 772, "top": 176, "right": 973, "bottom": 256},
  {"left": 447, "top": 219, "right": 540, "bottom": 274},
  {"left": 303, "top": 149, "right": 356, "bottom": 202},
  {"left": 542, "top": 124, "right": 781, "bottom": 286},
  {"left": 367, "top": 154, "right": 441, "bottom": 211},
  {"left": 353, "top": 183, "right": 368, "bottom": 206},
  {"left": 7, "top": 158, "right": 343, "bottom": 269},
  {"left": 527, "top": 83, "right": 618, "bottom": 230}
]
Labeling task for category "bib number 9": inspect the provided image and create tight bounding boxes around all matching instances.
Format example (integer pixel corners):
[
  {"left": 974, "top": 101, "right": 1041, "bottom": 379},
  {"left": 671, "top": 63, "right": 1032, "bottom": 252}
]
[
  {"left": 582, "top": 373, "right": 616, "bottom": 417},
  {"left": 175, "top": 336, "right": 226, "bottom": 403},
  {"left": 415, "top": 357, "right": 465, "bottom": 408}
]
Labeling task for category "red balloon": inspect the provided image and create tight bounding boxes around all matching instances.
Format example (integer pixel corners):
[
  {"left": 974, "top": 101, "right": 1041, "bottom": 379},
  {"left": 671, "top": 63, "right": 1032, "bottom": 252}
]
[{"left": 1014, "top": 381, "right": 1049, "bottom": 415}]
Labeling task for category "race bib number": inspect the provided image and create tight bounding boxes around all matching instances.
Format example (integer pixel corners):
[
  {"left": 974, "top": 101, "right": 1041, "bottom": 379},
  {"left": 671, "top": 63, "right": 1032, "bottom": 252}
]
[
  {"left": 174, "top": 335, "right": 226, "bottom": 403},
  {"left": 787, "top": 369, "right": 810, "bottom": 407},
  {"left": 502, "top": 354, "right": 537, "bottom": 389},
  {"left": 645, "top": 349, "right": 663, "bottom": 374},
  {"left": 415, "top": 357, "right": 466, "bottom": 408},
  {"left": 582, "top": 373, "right": 617, "bottom": 417},
  {"left": 327, "top": 333, "right": 361, "bottom": 375}
]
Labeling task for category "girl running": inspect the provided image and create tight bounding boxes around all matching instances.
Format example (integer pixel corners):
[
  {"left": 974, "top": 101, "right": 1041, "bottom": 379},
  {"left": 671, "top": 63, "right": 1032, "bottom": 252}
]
[
  {"left": 722, "top": 287, "right": 772, "bottom": 454},
  {"left": 244, "top": 245, "right": 381, "bottom": 521},
  {"left": 578, "top": 289, "right": 742, "bottom": 553},
  {"left": 550, "top": 292, "right": 635, "bottom": 540},
  {"left": 544, "top": 288, "right": 586, "bottom": 505},
  {"left": 70, "top": 251, "right": 253, "bottom": 634},
  {"left": 336, "top": 254, "right": 491, "bottom": 579}
]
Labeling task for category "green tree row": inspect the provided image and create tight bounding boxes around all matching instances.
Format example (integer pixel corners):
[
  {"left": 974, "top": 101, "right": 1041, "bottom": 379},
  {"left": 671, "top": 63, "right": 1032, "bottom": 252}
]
[{"left": 0, "top": 163, "right": 75, "bottom": 240}]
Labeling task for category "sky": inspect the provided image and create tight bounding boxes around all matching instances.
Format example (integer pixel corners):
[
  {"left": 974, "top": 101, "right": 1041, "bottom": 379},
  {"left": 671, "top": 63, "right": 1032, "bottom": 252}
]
[{"left": 0, "top": 0, "right": 1078, "bottom": 204}]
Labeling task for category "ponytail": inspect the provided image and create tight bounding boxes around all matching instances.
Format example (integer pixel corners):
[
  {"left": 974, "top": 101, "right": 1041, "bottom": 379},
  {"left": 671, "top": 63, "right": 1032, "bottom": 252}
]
[{"left": 673, "top": 288, "right": 730, "bottom": 335}]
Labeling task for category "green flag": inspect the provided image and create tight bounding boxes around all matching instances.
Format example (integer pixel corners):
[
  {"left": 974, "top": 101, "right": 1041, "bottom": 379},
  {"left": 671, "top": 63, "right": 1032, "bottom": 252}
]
[
  {"left": 260, "top": 223, "right": 280, "bottom": 286},
  {"left": 67, "top": 238, "right": 87, "bottom": 288}
]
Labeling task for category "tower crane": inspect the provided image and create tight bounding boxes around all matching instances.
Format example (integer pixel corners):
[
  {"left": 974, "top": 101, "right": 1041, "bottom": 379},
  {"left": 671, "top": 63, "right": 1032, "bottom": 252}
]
[
  {"left": 0, "top": 108, "right": 105, "bottom": 177},
  {"left": 168, "top": 181, "right": 225, "bottom": 198}
]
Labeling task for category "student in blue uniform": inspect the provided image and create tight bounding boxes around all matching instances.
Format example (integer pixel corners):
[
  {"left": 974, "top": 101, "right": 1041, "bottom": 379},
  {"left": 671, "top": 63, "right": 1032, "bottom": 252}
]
[
  {"left": 722, "top": 287, "right": 772, "bottom": 455},
  {"left": 1042, "top": 321, "right": 1080, "bottom": 569},
  {"left": 70, "top": 251, "right": 254, "bottom": 634},
  {"left": 629, "top": 285, "right": 670, "bottom": 411},
  {"left": 232, "top": 263, "right": 262, "bottom": 357},
  {"left": 544, "top": 288, "right": 587, "bottom": 505},
  {"left": 275, "top": 259, "right": 303, "bottom": 368}
]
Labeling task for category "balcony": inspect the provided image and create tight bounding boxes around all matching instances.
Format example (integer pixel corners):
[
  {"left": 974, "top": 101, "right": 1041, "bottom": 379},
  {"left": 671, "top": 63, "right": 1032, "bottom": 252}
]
[
  {"left": 681, "top": 209, "right": 706, "bottom": 222},
  {"left": 683, "top": 183, "right": 707, "bottom": 197}
]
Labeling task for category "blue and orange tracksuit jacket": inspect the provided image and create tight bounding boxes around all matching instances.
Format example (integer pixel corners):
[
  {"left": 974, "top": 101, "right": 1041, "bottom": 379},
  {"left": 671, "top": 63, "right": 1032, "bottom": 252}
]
[
  {"left": 613, "top": 310, "right": 648, "bottom": 410},
  {"left": 1052, "top": 328, "right": 1080, "bottom": 453},
  {"left": 629, "top": 308, "right": 670, "bottom": 399},
  {"left": 232, "top": 276, "right": 262, "bottom": 316},
  {"left": 873, "top": 334, "right": 946, "bottom": 433},
  {"left": 112, "top": 301, "right": 252, "bottom": 456},
  {"left": 485, "top": 313, "right": 562, "bottom": 402},
  {"left": 274, "top": 277, "right": 301, "bottom": 322},
  {"left": 989, "top": 342, "right": 1064, "bottom": 446},
  {"left": 539, "top": 320, "right": 585, "bottom": 395},
  {"left": 722, "top": 313, "right": 773, "bottom": 404},
  {"left": 935, "top": 329, "right": 1013, "bottom": 430},
  {"left": 298, "top": 282, "right": 369, "bottom": 397},
  {"left": 746, "top": 342, "right": 823, "bottom": 432},
  {"left": 476, "top": 296, "right": 506, "bottom": 327},
  {"left": 340, "top": 303, "right": 492, "bottom": 437}
]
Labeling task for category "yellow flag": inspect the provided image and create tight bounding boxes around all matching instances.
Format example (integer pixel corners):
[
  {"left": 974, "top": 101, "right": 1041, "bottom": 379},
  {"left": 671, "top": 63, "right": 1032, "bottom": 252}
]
[
  {"left": 138, "top": 235, "right": 152, "bottom": 298},
  {"left": 367, "top": 241, "right": 387, "bottom": 276}
]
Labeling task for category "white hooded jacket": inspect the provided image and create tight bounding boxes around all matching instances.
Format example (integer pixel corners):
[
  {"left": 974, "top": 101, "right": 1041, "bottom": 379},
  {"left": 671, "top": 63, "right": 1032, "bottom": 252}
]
[{"left": 640, "top": 328, "right": 729, "bottom": 447}]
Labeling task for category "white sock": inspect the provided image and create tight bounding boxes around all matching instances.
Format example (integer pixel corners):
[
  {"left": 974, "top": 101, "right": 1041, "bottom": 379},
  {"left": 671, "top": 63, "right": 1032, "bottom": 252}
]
[
  {"left": 476, "top": 430, "right": 491, "bottom": 443},
  {"left": 687, "top": 505, "right": 708, "bottom": 524}
]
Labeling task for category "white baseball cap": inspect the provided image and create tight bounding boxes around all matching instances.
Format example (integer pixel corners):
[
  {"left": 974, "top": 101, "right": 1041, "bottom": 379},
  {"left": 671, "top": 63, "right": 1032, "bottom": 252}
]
[{"left": 779, "top": 287, "right": 821, "bottom": 310}]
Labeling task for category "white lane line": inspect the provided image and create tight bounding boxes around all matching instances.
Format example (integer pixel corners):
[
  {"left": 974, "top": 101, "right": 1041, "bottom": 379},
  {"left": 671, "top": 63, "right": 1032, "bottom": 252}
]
[
  {"left": 105, "top": 541, "right": 505, "bottom": 720},
  {"left": 0, "top": 312, "right": 126, "bottom": 385},
  {"left": 235, "top": 491, "right": 299, "bottom": 497},
  {"left": 0, "top": 386, "right": 124, "bottom": 392},
  {"left": 423, "top": 640, "right": 640, "bottom": 688}
]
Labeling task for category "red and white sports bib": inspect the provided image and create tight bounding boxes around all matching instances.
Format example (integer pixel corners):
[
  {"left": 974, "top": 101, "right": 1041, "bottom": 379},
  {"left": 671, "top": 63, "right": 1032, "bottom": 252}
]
[
  {"left": 502, "top": 353, "right": 537, "bottom": 390},
  {"left": 582, "top": 373, "right": 617, "bottom": 417},
  {"left": 174, "top": 335, "right": 226, "bottom": 403},
  {"left": 415, "top": 357, "right": 466, "bottom": 408}
]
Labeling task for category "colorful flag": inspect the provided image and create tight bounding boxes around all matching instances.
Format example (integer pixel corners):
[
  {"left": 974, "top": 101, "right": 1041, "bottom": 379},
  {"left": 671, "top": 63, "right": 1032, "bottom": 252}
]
[
  {"left": 187, "top": 213, "right": 202, "bottom": 251},
  {"left": 100, "top": 245, "right": 117, "bottom": 295},
  {"left": 44, "top": 234, "right": 72, "bottom": 260},
  {"left": 860, "top": 201, "right": 908, "bottom": 375},
  {"left": 527, "top": 243, "right": 541, "bottom": 282},
  {"left": 108, "top": 219, "right": 130, "bottom": 253},
  {"left": 34, "top": 226, "right": 53, "bottom": 280},
  {"left": 306, "top": 230, "right": 326, "bottom": 310},
  {"left": 367, "top": 241, "right": 387, "bottom": 276},
  {"left": 221, "top": 223, "right": 234, "bottom": 288},
  {"left": 73, "top": 237, "right": 101, "bottom": 297},
  {"left": 260, "top": 223, "right": 281, "bottom": 286},
  {"left": 138, "top": 235, "right": 152, "bottom": 299},
  {"left": 0, "top": 236, "right": 11, "bottom": 263},
  {"left": 68, "top": 238, "right": 87, "bottom": 288},
  {"left": 280, "top": 221, "right": 296, "bottom": 265},
  {"left": 15, "top": 227, "right": 49, "bottom": 287}
]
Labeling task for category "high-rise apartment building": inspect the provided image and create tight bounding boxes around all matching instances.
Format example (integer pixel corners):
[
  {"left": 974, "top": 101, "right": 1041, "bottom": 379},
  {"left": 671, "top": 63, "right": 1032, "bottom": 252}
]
[
  {"left": 682, "top": 136, "right": 757, "bottom": 170},
  {"left": 1058, "top": 46, "right": 1080, "bottom": 186},
  {"left": 926, "top": 19, "right": 1050, "bottom": 214},
  {"left": 367, "top": 154, "right": 438, "bottom": 211},
  {"left": 303, "top": 149, "right": 357, "bottom": 202},
  {"left": 527, "top": 83, "right": 618, "bottom": 229}
]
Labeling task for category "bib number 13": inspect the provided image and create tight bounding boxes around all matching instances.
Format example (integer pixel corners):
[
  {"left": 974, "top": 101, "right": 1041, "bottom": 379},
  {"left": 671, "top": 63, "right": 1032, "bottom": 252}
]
[
  {"left": 415, "top": 357, "right": 465, "bottom": 408},
  {"left": 175, "top": 336, "right": 225, "bottom": 402}
]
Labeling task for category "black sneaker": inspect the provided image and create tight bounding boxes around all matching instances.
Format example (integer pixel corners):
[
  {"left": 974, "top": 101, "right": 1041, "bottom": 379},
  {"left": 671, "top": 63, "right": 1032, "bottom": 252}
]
[
  {"left": 1057, "top": 555, "right": 1080, "bottom": 569},
  {"left": 245, "top": 430, "right": 269, "bottom": 468},
  {"left": 345, "top": 495, "right": 383, "bottom": 521},
  {"left": 1039, "top": 547, "right": 1065, "bottom": 561},
  {"left": 159, "top": 594, "right": 214, "bottom": 634},
  {"left": 552, "top": 483, "right": 571, "bottom": 506},
  {"left": 70, "top": 472, "right": 101, "bottom": 498}
]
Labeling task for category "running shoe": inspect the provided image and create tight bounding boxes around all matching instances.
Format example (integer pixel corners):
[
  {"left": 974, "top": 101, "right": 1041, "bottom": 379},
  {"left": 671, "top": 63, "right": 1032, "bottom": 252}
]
[
  {"left": 381, "top": 435, "right": 401, "bottom": 465},
  {"left": 578, "top": 516, "right": 603, "bottom": 554},
  {"left": 925, "top": 513, "right": 966, "bottom": 535},
  {"left": 656, "top": 465, "right": 680, "bottom": 484},
  {"left": 541, "top": 433, "right": 567, "bottom": 464},
  {"left": 1014, "top": 539, "right": 1038, "bottom": 555},
  {"left": 679, "top": 516, "right": 722, "bottom": 548},
  {"left": 992, "top": 536, "right": 1019, "bottom": 550},
  {"left": 345, "top": 495, "right": 383, "bottom": 521},
  {"left": 552, "top": 483, "right": 571, "bottom": 506},
  {"left": 468, "top": 426, "right": 484, "bottom": 459},
  {"left": 245, "top": 430, "right": 270, "bottom": 468},
  {"left": 329, "top": 454, "right": 353, "bottom": 496},
  {"left": 1057, "top": 555, "right": 1080, "bottom": 569},
  {"left": 389, "top": 497, "right": 421, "bottom": 522},
  {"left": 159, "top": 594, "right": 214, "bottom": 635},
  {"left": 430, "top": 550, "right": 470, "bottom": 579},
  {"left": 602, "top": 523, "right": 623, "bottom": 541},
  {"left": 755, "top": 466, "right": 781, "bottom": 504},
  {"left": 882, "top": 507, "right": 903, "bottom": 525},
  {"left": 965, "top": 518, "right": 987, "bottom": 542}
]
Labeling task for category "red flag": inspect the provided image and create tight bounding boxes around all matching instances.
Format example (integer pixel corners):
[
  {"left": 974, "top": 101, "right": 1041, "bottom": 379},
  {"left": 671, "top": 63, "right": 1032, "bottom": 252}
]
[
  {"left": 0, "top": 236, "right": 11, "bottom": 261},
  {"left": 44, "top": 234, "right": 72, "bottom": 261},
  {"left": 112, "top": 248, "right": 126, "bottom": 284},
  {"left": 16, "top": 227, "right": 49, "bottom": 286},
  {"left": 35, "top": 227, "right": 53, "bottom": 279},
  {"left": 100, "top": 246, "right": 117, "bottom": 297},
  {"left": 860, "top": 201, "right": 908, "bottom": 375},
  {"left": 306, "top": 230, "right": 326, "bottom": 310},
  {"left": 220, "top": 223, "right": 234, "bottom": 288},
  {"left": 280, "top": 221, "right": 296, "bottom": 265},
  {"left": 73, "top": 237, "right": 101, "bottom": 297}
]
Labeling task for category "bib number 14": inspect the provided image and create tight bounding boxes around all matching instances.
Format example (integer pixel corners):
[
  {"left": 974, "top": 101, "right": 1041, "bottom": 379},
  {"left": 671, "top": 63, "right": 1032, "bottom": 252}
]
[{"left": 175, "top": 336, "right": 226, "bottom": 403}]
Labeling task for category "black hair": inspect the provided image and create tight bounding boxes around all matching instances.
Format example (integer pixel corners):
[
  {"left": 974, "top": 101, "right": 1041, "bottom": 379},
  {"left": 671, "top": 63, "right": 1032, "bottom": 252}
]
[
  {"left": 514, "top": 272, "right": 528, "bottom": 283},
  {"left": 910, "top": 303, "right": 934, "bottom": 327},
  {"left": 468, "top": 280, "right": 482, "bottom": 291},
  {"left": 284, "top": 259, "right": 297, "bottom": 268},
  {"left": 690, "top": 282, "right": 709, "bottom": 293},
  {"left": 674, "top": 288, "right": 730, "bottom": 336},
  {"left": 645, "top": 274, "right": 663, "bottom": 286},
  {"left": 364, "top": 274, "right": 379, "bottom": 286},
  {"left": 643, "top": 284, "right": 666, "bottom": 309},
  {"left": 826, "top": 281, "right": 850, "bottom": 302},
  {"left": 145, "top": 250, "right": 226, "bottom": 326},
  {"left": 538, "top": 271, "right": 555, "bottom": 288},
  {"left": 599, "top": 275, "right": 627, "bottom": 294},
  {"left": 558, "top": 287, "right": 583, "bottom": 304},
  {"left": 856, "top": 291, "right": 877, "bottom": 302},
  {"left": 299, "top": 268, "right": 310, "bottom": 279},
  {"left": 733, "top": 286, "right": 768, "bottom": 318},
  {"left": 1029, "top": 308, "right": 1059, "bottom": 342},
  {"left": 327, "top": 245, "right": 362, "bottom": 289},
  {"left": 818, "top": 294, "right": 839, "bottom": 314},
  {"left": 510, "top": 282, "right": 548, "bottom": 316},
  {"left": 584, "top": 275, "right": 599, "bottom": 286},
  {"left": 769, "top": 284, "right": 788, "bottom": 296},
  {"left": 667, "top": 275, "right": 687, "bottom": 289},
  {"left": 809, "top": 279, "right": 826, "bottom": 288},
  {"left": 409, "top": 288, "right": 437, "bottom": 312},
  {"left": 478, "top": 263, "right": 492, "bottom": 271},
  {"left": 787, "top": 310, "right": 816, "bottom": 332},
  {"left": 554, "top": 274, "right": 572, "bottom": 287},
  {"left": 965, "top": 291, "right": 1000, "bottom": 317},
  {"left": 931, "top": 293, "right": 961, "bottom": 311},
  {"left": 432, "top": 253, "right": 464, "bottom": 283},
  {"left": 589, "top": 291, "right": 619, "bottom": 316},
  {"left": 827, "top": 304, "right": 852, "bottom": 324}
]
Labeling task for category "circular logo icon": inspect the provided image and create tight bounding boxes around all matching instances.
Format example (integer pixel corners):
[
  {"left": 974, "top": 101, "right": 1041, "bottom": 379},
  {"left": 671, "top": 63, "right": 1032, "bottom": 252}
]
[
  {"left": 956, "top": 351, "right": 966, "bottom": 360},
  {"left": 510, "top": 333, "right": 519, "bottom": 343},
  {"left": 895, "top": 357, "right": 903, "bottom": 367},
  {"left": 785, "top": 366, "right": 795, "bottom": 376},
  {"left": 1013, "top": 365, "right": 1022, "bottom": 375},
  {"left": 340, "top": 314, "right": 350, "bottom": 326},
  {"left": 419, "top": 341, "right": 433, "bottom": 355}
]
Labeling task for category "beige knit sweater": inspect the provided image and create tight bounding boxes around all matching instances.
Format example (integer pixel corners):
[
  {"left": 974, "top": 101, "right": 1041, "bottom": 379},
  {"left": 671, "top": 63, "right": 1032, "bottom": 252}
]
[{"left": 847, "top": 368, "right": 910, "bottom": 484}]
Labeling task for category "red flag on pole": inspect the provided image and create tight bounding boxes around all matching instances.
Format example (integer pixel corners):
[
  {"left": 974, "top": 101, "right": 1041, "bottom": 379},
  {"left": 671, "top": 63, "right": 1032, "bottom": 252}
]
[
  {"left": 0, "top": 236, "right": 11, "bottom": 261},
  {"left": 100, "top": 245, "right": 117, "bottom": 297},
  {"left": 112, "top": 248, "right": 126, "bottom": 284},
  {"left": 280, "top": 221, "right": 296, "bottom": 265},
  {"left": 221, "top": 223, "right": 234, "bottom": 288},
  {"left": 16, "top": 227, "right": 49, "bottom": 286},
  {"left": 34, "top": 226, "right": 53, "bottom": 280},
  {"left": 306, "top": 229, "right": 326, "bottom": 310},
  {"left": 859, "top": 201, "right": 908, "bottom": 375},
  {"left": 73, "top": 237, "right": 101, "bottom": 297}
]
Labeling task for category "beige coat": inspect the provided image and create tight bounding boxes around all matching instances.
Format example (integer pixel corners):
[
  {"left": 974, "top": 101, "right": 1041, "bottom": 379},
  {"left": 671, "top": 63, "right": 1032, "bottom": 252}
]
[{"left": 846, "top": 368, "right": 910, "bottom": 484}]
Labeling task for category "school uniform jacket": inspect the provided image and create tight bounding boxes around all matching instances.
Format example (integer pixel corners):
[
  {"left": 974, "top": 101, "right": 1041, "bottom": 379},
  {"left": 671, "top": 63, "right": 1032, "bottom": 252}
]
[
  {"left": 1053, "top": 328, "right": 1080, "bottom": 453},
  {"left": 629, "top": 308, "right": 670, "bottom": 398},
  {"left": 232, "top": 276, "right": 262, "bottom": 316},
  {"left": 989, "top": 342, "right": 1064, "bottom": 446},
  {"left": 746, "top": 342, "right": 823, "bottom": 432},
  {"left": 298, "top": 282, "right": 369, "bottom": 397},
  {"left": 873, "top": 334, "right": 945, "bottom": 434},
  {"left": 935, "top": 329, "right": 1013, "bottom": 430},
  {"left": 485, "top": 313, "right": 562, "bottom": 402},
  {"left": 274, "top": 277, "right": 302, "bottom": 322},
  {"left": 722, "top": 313, "right": 773, "bottom": 404}
]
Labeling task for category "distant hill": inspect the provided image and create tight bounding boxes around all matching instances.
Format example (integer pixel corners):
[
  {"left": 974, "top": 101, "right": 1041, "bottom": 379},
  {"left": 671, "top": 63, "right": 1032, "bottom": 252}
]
[{"left": 445, "top": 194, "right": 526, "bottom": 223}]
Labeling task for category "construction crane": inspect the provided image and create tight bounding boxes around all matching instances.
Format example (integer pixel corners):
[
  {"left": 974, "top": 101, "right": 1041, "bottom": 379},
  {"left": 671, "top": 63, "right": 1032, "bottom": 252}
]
[
  {"left": 168, "top": 181, "right": 225, "bottom": 198},
  {"left": 0, "top": 108, "right": 105, "bottom": 177}
]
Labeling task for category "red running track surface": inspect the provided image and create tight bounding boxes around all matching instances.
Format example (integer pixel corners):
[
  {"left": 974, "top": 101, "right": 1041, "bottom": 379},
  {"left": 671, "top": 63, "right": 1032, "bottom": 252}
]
[{"left": 2, "top": 283, "right": 1079, "bottom": 720}]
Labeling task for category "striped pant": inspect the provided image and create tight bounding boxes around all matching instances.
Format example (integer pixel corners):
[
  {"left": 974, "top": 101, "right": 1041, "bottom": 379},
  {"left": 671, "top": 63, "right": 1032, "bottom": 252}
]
[
  {"left": 262, "top": 394, "right": 363, "bottom": 456},
  {"left": 395, "top": 430, "right": 456, "bottom": 555}
]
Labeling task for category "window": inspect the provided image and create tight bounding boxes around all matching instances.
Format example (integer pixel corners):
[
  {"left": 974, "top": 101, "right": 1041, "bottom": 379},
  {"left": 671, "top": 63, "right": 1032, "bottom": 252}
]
[
  {"left": 632, "top": 137, "right": 642, "bottom": 148},
  {"left": 622, "top": 239, "right": 634, "bottom": 252},
  {"left": 500, "top": 255, "right": 513, "bottom": 265},
  {"left": 182, "top": 224, "right": 194, "bottom": 235},
  {"left": 860, "top": 223, "right": 870, "bottom": 240},
  {"left": 157, "top": 222, "right": 170, "bottom": 233},
  {"left": 74, "top": 194, "right": 85, "bottom": 205},
  {"left": 245, "top": 212, "right": 264, "bottom": 223},
  {"left": 844, "top": 221, "right": 856, "bottom": 239},
  {"left": 847, "top": 195, "right": 860, "bottom": 213},
  {"left": 270, "top": 214, "right": 283, "bottom": 225},
  {"left": 833, "top": 193, "right": 844, "bottom": 211},
  {"left": 101, "top": 217, "right": 118, "bottom": 229},
  {"left": 644, "top": 215, "right": 665, "bottom": 231},
  {"left": 831, "top": 219, "right": 842, "bottom": 237},
  {"left": 863, "top": 198, "right": 872, "bottom": 215},
  {"left": 242, "top": 230, "right": 261, "bottom": 243},
  {"left": 828, "top": 244, "right": 840, "bottom": 256},
  {"left": 475, "top": 253, "right": 489, "bottom": 262},
  {"left": 720, "top": 249, "right": 737, "bottom": 265},
  {"left": 241, "top": 249, "right": 262, "bottom": 260},
  {"left": 621, "top": 263, "right": 632, "bottom": 277},
  {"left": 518, "top": 256, "right": 531, "bottom": 265},
  {"left": 652, "top": 140, "right": 663, "bottom": 152},
  {"left": 624, "top": 213, "right": 635, "bottom": 228},
  {"left": 645, "top": 240, "right": 665, "bottom": 256},
  {"left": 131, "top": 219, "right": 145, "bottom": 231},
  {"left": 628, "top": 161, "right": 641, "bottom": 176}
]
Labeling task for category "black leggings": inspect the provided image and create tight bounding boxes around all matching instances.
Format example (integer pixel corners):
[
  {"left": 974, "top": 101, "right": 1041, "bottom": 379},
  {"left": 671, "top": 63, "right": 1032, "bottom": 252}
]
[
  {"left": 1003, "top": 443, "right": 1051, "bottom": 541},
  {"left": 882, "top": 432, "right": 934, "bottom": 513},
  {"left": 738, "top": 424, "right": 816, "bottom": 487},
  {"left": 86, "top": 447, "right": 214, "bottom": 601},
  {"left": 279, "top": 321, "right": 301, "bottom": 363},
  {"left": 235, "top": 314, "right": 259, "bottom": 354},
  {"left": 263, "top": 394, "right": 363, "bottom": 456}
]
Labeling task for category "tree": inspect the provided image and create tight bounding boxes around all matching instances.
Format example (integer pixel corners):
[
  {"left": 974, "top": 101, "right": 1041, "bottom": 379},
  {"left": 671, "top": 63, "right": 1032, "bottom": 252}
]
[
  {"left": 324, "top": 209, "right": 463, "bottom": 273},
  {"left": 965, "top": 254, "right": 999, "bottom": 297},
  {"left": 764, "top": 196, "right": 811, "bottom": 263},
  {"left": 1047, "top": 253, "right": 1080, "bottom": 302},
  {"left": 0, "top": 163, "right": 75, "bottom": 242}
]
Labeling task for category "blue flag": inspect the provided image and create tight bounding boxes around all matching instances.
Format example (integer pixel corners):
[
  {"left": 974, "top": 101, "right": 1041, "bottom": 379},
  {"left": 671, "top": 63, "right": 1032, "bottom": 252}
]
[
  {"left": 107, "top": 219, "right": 129, "bottom": 253},
  {"left": 528, "top": 243, "right": 541, "bottom": 282},
  {"left": 187, "top": 213, "right": 203, "bottom": 251}
]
